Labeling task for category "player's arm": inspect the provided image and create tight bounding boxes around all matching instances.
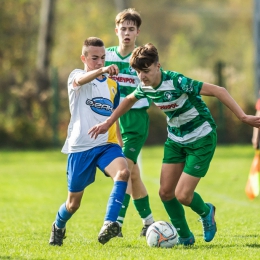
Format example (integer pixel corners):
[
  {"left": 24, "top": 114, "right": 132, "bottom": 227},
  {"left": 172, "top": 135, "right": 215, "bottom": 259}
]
[
  {"left": 88, "top": 93, "right": 138, "bottom": 139},
  {"left": 73, "top": 65, "right": 119, "bottom": 87},
  {"left": 116, "top": 120, "right": 123, "bottom": 147},
  {"left": 200, "top": 82, "right": 260, "bottom": 128}
]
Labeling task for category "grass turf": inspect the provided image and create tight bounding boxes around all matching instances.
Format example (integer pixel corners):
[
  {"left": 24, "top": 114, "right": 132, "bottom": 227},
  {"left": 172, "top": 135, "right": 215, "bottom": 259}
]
[{"left": 0, "top": 145, "right": 260, "bottom": 259}]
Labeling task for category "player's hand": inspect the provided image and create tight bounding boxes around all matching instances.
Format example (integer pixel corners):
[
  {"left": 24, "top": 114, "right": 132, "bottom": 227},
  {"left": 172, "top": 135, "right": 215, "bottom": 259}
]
[
  {"left": 242, "top": 115, "right": 260, "bottom": 128},
  {"left": 88, "top": 121, "right": 110, "bottom": 139},
  {"left": 102, "top": 64, "right": 119, "bottom": 76}
]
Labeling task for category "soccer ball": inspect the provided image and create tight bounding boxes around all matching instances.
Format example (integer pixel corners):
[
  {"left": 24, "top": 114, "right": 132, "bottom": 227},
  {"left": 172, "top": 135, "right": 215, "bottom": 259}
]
[{"left": 146, "top": 221, "right": 178, "bottom": 248}]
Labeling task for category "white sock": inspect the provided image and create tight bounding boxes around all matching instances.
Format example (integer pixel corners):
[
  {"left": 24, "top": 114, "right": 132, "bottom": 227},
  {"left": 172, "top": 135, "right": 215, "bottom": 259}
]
[{"left": 142, "top": 214, "right": 154, "bottom": 226}]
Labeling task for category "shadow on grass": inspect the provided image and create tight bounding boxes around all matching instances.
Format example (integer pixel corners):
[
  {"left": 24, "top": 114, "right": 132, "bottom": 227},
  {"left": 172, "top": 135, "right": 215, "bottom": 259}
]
[
  {"left": 174, "top": 243, "right": 260, "bottom": 251},
  {"left": 245, "top": 244, "right": 260, "bottom": 248}
]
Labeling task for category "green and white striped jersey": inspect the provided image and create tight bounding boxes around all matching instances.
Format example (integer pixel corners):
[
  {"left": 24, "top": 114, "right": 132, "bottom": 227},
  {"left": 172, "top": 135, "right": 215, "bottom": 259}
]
[
  {"left": 105, "top": 46, "right": 151, "bottom": 110},
  {"left": 133, "top": 70, "right": 216, "bottom": 144}
]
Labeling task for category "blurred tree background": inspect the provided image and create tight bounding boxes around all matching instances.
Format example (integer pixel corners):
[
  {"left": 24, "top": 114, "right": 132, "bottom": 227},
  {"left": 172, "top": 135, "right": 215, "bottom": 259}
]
[{"left": 0, "top": 0, "right": 257, "bottom": 148}]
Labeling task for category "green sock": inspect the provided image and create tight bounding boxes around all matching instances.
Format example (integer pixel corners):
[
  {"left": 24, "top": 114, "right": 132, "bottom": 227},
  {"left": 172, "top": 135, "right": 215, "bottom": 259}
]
[
  {"left": 188, "top": 192, "right": 210, "bottom": 217},
  {"left": 117, "top": 193, "right": 130, "bottom": 226},
  {"left": 162, "top": 198, "right": 191, "bottom": 238},
  {"left": 133, "top": 195, "right": 153, "bottom": 224}
]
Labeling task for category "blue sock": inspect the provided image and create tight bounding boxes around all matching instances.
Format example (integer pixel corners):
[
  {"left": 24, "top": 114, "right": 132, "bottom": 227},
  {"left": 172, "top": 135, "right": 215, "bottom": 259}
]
[
  {"left": 104, "top": 181, "right": 127, "bottom": 222},
  {"left": 55, "top": 203, "right": 73, "bottom": 228}
]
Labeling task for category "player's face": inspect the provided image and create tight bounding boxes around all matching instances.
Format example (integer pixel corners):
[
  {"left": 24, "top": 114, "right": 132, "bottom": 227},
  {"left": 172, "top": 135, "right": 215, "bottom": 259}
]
[
  {"left": 135, "top": 63, "right": 161, "bottom": 88},
  {"left": 81, "top": 46, "right": 105, "bottom": 71},
  {"left": 115, "top": 20, "right": 140, "bottom": 48}
]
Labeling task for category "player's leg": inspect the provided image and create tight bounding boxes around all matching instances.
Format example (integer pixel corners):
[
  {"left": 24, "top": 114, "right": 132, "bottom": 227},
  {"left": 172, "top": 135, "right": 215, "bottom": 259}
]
[
  {"left": 119, "top": 109, "right": 154, "bottom": 236},
  {"left": 160, "top": 163, "right": 195, "bottom": 246},
  {"left": 49, "top": 150, "right": 98, "bottom": 246},
  {"left": 130, "top": 161, "right": 154, "bottom": 236},
  {"left": 159, "top": 138, "right": 195, "bottom": 246},
  {"left": 49, "top": 191, "right": 84, "bottom": 246},
  {"left": 116, "top": 174, "right": 132, "bottom": 237},
  {"left": 97, "top": 144, "right": 130, "bottom": 244},
  {"left": 181, "top": 131, "right": 217, "bottom": 242}
]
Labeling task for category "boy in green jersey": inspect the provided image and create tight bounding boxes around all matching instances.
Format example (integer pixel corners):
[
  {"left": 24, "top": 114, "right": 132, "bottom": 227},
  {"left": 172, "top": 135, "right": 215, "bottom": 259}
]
[
  {"left": 105, "top": 9, "right": 154, "bottom": 236},
  {"left": 89, "top": 43, "right": 260, "bottom": 245}
]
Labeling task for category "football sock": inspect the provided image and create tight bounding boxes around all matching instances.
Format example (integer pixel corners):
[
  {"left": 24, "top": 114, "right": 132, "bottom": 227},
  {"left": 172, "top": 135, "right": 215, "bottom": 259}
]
[
  {"left": 104, "top": 180, "right": 127, "bottom": 222},
  {"left": 117, "top": 193, "right": 131, "bottom": 227},
  {"left": 55, "top": 203, "right": 73, "bottom": 229},
  {"left": 162, "top": 198, "right": 191, "bottom": 238},
  {"left": 188, "top": 192, "right": 210, "bottom": 217},
  {"left": 133, "top": 195, "right": 154, "bottom": 225}
]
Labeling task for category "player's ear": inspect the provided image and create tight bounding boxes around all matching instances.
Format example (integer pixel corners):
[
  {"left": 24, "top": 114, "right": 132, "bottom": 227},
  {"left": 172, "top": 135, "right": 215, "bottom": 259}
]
[
  {"left": 115, "top": 27, "right": 118, "bottom": 35},
  {"left": 80, "top": 55, "right": 86, "bottom": 63},
  {"left": 136, "top": 28, "right": 140, "bottom": 36}
]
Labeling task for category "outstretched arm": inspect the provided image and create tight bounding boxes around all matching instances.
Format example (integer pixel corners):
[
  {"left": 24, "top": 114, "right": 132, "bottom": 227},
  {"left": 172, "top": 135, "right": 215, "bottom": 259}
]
[
  {"left": 88, "top": 93, "right": 138, "bottom": 139},
  {"left": 73, "top": 64, "right": 119, "bottom": 87},
  {"left": 200, "top": 82, "right": 260, "bottom": 128}
]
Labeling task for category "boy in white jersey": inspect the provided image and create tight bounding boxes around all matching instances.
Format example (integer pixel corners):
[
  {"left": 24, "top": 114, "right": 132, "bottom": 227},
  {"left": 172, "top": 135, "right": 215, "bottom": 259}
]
[
  {"left": 105, "top": 8, "right": 154, "bottom": 237},
  {"left": 49, "top": 37, "right": 130, "bottom": 246},
  {"left": 89, "top": 43, "right": 260, "bottom": 246}
]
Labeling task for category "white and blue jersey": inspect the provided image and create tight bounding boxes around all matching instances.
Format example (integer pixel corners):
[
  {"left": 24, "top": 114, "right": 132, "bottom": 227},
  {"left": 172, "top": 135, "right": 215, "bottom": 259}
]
[{"left": 62, "top": 69, "right": 121, "bottom": 154}]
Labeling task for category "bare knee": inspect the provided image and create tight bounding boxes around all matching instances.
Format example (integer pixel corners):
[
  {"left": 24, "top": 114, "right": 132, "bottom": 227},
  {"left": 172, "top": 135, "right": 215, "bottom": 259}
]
[
  {"left": 175, "top": 192, "right": 192, "bottom": 206},
  {"left": 115, "top": 168, "right": 130, "bottom": 182},
  {"left": 159, "top": 188, "right": 174, "bottom": 201},
  {"left": 66, "top": 201, "right": 81, "bottom": 214}
]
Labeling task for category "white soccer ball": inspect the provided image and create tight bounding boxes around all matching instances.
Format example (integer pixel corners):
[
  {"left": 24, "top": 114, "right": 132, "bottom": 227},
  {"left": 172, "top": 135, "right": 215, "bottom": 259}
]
[{"left": 146, "top": 221, "right": 178, "bottom": 248}]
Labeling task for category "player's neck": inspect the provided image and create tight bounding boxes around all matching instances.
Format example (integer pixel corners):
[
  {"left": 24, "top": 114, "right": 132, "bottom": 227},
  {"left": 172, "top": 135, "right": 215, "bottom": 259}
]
[
  {"left": 152, "top": 72, "right": 162, "bottom": 88},
  {"left": 118, "top": 44, "right": 135, "bottom": 57}
]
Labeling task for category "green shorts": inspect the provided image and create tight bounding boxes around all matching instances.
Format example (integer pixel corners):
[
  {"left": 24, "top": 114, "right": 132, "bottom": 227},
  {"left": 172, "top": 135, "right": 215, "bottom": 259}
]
[
  {"left": 119, "top": 108, "right": 149, "bottom": 163},
  {"left": 163, "top": 131, "right": 217, "bottom": 177}
]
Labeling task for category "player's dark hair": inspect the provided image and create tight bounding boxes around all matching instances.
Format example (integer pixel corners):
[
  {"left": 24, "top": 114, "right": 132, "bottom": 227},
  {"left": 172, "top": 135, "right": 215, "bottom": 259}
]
[
  {"left": 115, "top": 8, "right": 142, "bottom": 29},
  {"left": 130, "top": 43, "right": 159, "bottom": 71},
  {"left": 82, "top": 37, "right": 104, "bottom": 56}
]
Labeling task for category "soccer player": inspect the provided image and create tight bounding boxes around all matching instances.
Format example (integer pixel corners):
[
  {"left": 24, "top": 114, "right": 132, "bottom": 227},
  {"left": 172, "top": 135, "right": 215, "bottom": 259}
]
[
  {"left": 49, "top": 37, "right": 130, "bottom": 246},
  {"left": 105, "top": 8, "right": 154, "bottom": 236},
  {"left": 89, "top": 43, "right": 260, "bottom": 245}
]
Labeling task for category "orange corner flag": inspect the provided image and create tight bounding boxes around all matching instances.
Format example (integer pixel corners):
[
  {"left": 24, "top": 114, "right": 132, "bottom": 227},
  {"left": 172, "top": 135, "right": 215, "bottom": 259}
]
[{"left": 245, "top": 150, "right": 260, "bottom": 200}]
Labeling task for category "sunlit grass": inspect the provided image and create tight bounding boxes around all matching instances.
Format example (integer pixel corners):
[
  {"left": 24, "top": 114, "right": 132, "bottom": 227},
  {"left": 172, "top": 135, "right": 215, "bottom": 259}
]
[{"left": 0, "top": 145, "right": 260, "bottom": 259}]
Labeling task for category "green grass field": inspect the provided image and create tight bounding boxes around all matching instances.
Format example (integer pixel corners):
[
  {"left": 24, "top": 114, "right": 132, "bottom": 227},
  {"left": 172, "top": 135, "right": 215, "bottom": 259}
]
[{"left": 1, "top": 145, "right": 260, "bottom": 260}]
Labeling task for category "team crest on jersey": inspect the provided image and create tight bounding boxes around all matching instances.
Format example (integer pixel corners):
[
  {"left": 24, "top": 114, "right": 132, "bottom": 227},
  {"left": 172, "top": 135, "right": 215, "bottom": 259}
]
[
  {"left": 129, "top": 66, "right": 136, "bottom": 75},
  {"left": 164, "top": 91, "right": 172, "bottom": 101},
  {"left": 86, "top": 98, "right": 113, "bottom": 116}
]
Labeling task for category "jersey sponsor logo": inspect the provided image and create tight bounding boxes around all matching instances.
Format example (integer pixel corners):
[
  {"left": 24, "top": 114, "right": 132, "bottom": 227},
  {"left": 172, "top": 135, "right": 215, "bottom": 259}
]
[
  {"left": 110, "top": 76, "right": 135, "bottom": 84},
  {"left": 157, "top": 103, "right": 179, "bottom": 110},
  {"left": 86, "top": 98, "right": 113, "bottom": 116}
]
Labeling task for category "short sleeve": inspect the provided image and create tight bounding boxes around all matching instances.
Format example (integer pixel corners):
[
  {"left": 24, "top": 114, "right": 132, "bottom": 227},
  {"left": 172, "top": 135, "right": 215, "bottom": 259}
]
[
  {"left": 133, "top": 84, "right": 146, "bottom": 100},
  {"left": 176, "top": 74, "right": 203, "bottom": 95},
  {"left": 68, "top": 69, "right": 86, "bottom": 91}
]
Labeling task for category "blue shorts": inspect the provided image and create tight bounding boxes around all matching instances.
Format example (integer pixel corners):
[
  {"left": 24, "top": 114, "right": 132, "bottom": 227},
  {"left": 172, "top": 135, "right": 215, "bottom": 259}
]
[{"left": 66, "top": 144, "right": 125, "bottom": 192}]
